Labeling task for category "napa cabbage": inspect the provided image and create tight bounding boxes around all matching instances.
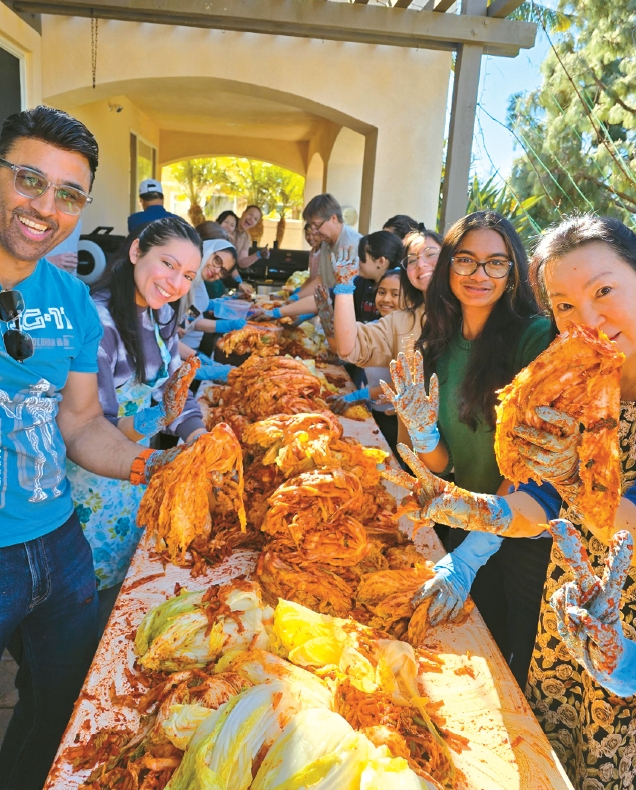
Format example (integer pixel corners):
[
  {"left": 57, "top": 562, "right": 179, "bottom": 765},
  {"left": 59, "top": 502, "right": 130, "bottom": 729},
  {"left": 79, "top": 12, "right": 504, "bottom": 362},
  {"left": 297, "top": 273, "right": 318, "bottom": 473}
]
[
  {"left": 134, "top": 584, "right": 274, "bottom": 671},
  {"left": 166, "top": 676, "right": 331, "bottom": 790},
  {"left": 161, "top": 704, "right": 216, "bottom": 750},
  {"left": 227, "top": 648, "right": 334, "bottom": 705}
]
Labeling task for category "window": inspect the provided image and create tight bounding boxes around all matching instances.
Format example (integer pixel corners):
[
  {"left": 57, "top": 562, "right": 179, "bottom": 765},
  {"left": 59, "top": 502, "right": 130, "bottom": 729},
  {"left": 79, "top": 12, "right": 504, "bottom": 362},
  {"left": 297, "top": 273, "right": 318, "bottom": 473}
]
[
  {"left": 0, "top": 45, "right": 22, "bottom": 129},
  {"left": 129, "top": 132, "right": 158, "bottom": 213}
]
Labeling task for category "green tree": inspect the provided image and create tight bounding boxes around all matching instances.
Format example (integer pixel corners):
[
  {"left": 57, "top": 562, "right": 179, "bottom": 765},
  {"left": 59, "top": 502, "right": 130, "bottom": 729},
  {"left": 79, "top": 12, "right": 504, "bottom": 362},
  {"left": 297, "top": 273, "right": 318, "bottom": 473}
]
[
  {"left": 271, "top": 170, "right": 305, "bottom": 246},
  {"left": 508, "top": 1, "right": 572, "bottom": 32},
  {"left": 467, "top": 174, "right": 543, "bottom": 245},
  {"left": 217, "top": 158, "right": 304, "bottom": 245},
  {"left": 166, "top": 156, "right": 305, "bottom": 243},
  {"left": 165, "top": 158, "right": 229, "bottom": 225},
  {"left": 508, "top": 0, "right": 636, "bottom": 227},
  {"left": 220, "top": 159, "right": 280, "bottom": 211}
]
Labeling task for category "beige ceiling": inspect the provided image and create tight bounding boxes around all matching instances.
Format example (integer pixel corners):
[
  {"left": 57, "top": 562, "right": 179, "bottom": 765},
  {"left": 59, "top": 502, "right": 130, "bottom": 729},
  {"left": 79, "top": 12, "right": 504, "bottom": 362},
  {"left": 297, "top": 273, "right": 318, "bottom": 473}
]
[{"left": 121, "top": 78, "right": 323, "bottom": 142}]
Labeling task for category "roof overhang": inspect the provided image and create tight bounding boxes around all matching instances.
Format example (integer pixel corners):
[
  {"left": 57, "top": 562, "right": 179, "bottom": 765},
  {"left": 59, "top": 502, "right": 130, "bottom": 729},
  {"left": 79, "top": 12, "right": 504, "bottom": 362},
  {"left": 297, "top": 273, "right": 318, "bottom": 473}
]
[{"left": 12, "top": 0, "right": 537, "bottom": 57}]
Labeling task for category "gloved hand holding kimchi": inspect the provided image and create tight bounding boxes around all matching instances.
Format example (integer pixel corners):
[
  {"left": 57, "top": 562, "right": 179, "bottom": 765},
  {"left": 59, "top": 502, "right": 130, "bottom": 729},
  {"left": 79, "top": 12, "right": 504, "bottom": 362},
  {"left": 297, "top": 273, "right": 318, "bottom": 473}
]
[
  {"left": 384, "top": 443, "right": 513, "bottom": 535},
  {"left": 548, "top": 518, "right": 636, "bottom": 698},
  {"left": 512, "top": 406, "right": 582, "bottom": 515}
]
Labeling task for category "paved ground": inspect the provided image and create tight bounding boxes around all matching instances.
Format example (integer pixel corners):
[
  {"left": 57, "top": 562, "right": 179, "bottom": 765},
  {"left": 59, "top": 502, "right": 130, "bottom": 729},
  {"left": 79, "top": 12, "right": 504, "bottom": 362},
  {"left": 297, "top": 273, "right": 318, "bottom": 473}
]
[{"left": 0, "top": 651, "right": 18, "bottom": 748}]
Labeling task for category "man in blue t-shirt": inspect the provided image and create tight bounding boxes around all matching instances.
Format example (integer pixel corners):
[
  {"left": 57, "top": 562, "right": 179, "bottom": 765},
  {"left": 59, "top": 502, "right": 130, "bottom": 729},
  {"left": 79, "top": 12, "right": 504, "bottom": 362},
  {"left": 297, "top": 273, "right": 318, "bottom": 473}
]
[
  {"left": 0, "top": 107, "right": 195, "bottom": 790},
  {"left": 127, "top": 177, "right": 179, "bottom": 232}
]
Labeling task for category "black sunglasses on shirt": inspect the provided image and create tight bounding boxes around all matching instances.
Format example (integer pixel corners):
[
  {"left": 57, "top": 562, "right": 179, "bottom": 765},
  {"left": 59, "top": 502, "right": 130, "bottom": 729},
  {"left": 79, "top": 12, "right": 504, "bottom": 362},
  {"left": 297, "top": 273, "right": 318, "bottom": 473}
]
[{"left": 0, "top": 290, "right": 34, "bottom": 363}]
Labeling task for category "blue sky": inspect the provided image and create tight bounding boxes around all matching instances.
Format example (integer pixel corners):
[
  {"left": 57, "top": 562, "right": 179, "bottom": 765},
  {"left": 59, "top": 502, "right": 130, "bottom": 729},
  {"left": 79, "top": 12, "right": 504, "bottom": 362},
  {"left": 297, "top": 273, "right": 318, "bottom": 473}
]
[{"left": 470, "top": 26, "right": 551, "bottom": 181}]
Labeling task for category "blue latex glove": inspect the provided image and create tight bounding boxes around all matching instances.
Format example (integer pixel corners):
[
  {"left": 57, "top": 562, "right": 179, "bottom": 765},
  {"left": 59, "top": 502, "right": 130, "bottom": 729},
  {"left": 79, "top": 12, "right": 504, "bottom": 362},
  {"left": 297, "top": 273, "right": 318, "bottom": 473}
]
[
  {"left": 248, "top": 307, "right": 282, "bottom": 321},
  {"left": 196, "top": 352, "right": 213, "bottom": 366},
  {"left": 549, "top": 519, "right": 636, "bottom": 697},
  {"left": 287, "top": 293, "right": 300, "bottom": 302},
  {"left": 139, "top": 433, "right": 201, "bottom": 484},
  {"left": 380, "top": 351, "right": 440, "bottom": 454},
  {"left": 411, "top": 532, "right": 503, "bottom": 625},
  {"left": 383, "top": 444, "right": 513, "bottom": 534},
  {"left": 132, "top": 357, "right": 199, "bottom": 437},
  {"left": 327, "top": 388, "right": 369, "bottom": 415},
  {"left": 133, "top": 402, "right": 167, "bottom": 437},
  {"left": 194, "top": 362, "right": 233, "bottom": 383},
  {"left": 331, "top": 247, "right": 359, "bottom": 294},
  {"left": 290, "top": 313, "right": 316, "bottom": 326},
  {"left": 216, "top": 318, "right": 247, "bottom": 333}
]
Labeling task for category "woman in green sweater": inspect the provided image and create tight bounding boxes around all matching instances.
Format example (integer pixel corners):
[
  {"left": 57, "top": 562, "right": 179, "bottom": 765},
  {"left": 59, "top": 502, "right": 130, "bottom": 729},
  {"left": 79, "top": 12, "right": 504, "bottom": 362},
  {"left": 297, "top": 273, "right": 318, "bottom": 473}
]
[{"left": 381, "top": 211, "right": 552, "bottom": 687}]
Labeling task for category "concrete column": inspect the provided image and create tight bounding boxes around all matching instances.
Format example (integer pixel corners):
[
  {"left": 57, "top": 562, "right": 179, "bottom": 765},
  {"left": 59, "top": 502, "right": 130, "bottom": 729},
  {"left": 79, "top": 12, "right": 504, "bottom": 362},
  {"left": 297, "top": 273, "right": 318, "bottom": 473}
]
[
  {"left": 325, "top": 126, "right": 365, "bottom": 231},
  {"left": 304, "top": 151, "right": 324, "bottom": 209}
]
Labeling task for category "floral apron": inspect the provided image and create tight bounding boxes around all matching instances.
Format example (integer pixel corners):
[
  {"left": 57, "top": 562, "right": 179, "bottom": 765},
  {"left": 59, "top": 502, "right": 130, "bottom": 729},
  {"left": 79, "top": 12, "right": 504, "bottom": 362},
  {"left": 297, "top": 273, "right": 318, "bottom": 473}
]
[
  {"left": 68, "top": 323, "right": 171, "bottom": 591},
  {"left": 526, "top": 402, "right": 636, "bottom": 790}
]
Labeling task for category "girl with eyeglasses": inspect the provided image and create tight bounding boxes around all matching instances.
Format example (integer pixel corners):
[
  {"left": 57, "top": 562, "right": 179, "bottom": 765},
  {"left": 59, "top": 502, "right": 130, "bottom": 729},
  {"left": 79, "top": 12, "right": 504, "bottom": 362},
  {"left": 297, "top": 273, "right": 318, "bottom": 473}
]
[
  {"left": 380, "top": 211, "right": 553, "bottom": 689},
  {"left": 331, "top": 228, "right": 442, "bottom": 437},
  {"left": 68, "top": 217, "right": 208, "bottom": 634},
  {"left": 178, "top": 240, "right": 249, "bottom": 373}
]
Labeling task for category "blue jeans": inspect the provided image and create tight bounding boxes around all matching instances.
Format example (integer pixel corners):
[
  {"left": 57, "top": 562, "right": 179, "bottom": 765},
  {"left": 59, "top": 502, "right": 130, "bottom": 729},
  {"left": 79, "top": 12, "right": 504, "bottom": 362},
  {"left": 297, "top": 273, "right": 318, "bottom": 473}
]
[{"left": 0, "top": 512, "right": 98, "bottom": 790}]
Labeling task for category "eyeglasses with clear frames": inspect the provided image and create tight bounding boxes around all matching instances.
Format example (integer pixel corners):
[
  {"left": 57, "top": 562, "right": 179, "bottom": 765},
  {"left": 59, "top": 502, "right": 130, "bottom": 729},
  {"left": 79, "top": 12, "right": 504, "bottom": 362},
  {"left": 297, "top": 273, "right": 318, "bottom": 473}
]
[
  {"left": 400, "top": 247, "right": 440, "bottom": 270},
  {"left": 451, "top": 256, "right": 513, "bottom": 279},
  {"left": 0, "top": 157, "right": 92, "bottom": 216}
]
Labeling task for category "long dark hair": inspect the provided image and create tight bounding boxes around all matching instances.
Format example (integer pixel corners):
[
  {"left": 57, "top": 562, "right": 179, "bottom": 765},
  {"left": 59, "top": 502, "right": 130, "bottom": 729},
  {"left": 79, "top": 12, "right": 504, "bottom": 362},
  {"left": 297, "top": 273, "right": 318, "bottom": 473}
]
[
  {"left": 400, "top": 230, "right": 443, "bottom": 314},
  {"left": 94, "top": 216, "right": 202, "bottom": 382},
  {"left": 418, "top": 211, "right": 539, "bottom": 430}
]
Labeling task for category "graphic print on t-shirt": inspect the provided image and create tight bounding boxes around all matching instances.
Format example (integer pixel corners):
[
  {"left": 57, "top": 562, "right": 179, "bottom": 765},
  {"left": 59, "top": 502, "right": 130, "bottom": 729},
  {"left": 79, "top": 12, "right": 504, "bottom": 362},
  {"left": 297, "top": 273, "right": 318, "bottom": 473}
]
[
  {"left": 0, "top": 379, "right": 65, "bottom": 508},
  {"left": 21, "top": 306, "right": 74, "bottom": 332},
  {"left": 0, "top": 258, "right": 103, "bottom": 545}
]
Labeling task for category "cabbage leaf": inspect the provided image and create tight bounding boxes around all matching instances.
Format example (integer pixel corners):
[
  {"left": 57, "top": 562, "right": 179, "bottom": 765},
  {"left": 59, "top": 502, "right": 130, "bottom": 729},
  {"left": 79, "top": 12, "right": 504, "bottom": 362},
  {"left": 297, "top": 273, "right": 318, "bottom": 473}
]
[
  {"left": 167, "top": 676, "right": 331, "bottom": 790},
  {"left": 135, "top": 584, "right": 274, "bottom": 671}
]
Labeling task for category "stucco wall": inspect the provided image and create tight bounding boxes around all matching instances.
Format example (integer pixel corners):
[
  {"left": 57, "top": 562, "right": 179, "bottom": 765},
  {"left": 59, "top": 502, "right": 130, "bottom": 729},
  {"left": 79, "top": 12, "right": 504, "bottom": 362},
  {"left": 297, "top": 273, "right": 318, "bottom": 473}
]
[
  {"left": 40, "top": 15, "right": 451, "bottom": 233},
  {"left": 65, "top": 95, "right": 159, "bottom": 235}
]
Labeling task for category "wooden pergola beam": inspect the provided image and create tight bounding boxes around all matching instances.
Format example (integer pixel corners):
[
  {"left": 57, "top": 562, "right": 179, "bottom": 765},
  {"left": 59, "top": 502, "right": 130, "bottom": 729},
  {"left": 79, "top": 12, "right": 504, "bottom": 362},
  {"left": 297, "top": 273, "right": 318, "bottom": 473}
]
[
  {"left": 12, "top": 0, "right": 537, "bottom": 57},
  {"left": 487, "top": 0, "right": 525, "bottom": 18}
]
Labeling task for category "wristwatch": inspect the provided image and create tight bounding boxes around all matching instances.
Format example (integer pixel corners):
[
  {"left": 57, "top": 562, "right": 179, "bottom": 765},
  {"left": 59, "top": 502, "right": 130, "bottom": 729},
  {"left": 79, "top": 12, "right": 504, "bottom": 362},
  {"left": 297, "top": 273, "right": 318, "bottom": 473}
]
[{"left": 129, "top": 448, "right": 155, "bottom": 486}]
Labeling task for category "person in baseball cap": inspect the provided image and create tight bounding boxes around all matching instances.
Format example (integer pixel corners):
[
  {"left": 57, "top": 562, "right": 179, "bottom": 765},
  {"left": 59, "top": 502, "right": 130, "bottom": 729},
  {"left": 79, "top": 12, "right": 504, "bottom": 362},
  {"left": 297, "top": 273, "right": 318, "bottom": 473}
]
[{"left": 127, "top": 178, "right": 179, "bottom": 232}]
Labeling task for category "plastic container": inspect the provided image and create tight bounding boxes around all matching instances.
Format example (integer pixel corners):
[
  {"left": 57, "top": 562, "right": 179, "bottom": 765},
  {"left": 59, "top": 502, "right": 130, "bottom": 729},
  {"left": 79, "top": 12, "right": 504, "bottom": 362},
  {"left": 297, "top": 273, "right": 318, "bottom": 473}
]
[{"left": 209, "top": 298, "right": 251, "bottom": 320}]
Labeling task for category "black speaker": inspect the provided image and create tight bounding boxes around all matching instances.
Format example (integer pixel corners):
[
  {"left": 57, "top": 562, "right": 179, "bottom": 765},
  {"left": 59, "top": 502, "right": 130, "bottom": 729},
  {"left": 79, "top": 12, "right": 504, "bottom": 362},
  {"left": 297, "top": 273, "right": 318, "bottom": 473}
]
[
  {"left": 77, "top": 226, "right": 127, "bottom": 285},
  {"left": 243, "top": 248, "right": 310, "bottom": 283}
]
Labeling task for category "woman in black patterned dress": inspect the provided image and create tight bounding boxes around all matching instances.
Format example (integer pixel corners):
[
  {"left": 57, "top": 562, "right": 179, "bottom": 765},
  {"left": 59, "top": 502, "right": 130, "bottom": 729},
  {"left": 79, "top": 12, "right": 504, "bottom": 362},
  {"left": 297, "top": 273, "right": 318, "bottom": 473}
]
[
  {"left": 386, "top": 214, "right": 636, "bottom": 789},
  {"left": 521, "top": 215, "right": 636, "bottom": 789}
]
